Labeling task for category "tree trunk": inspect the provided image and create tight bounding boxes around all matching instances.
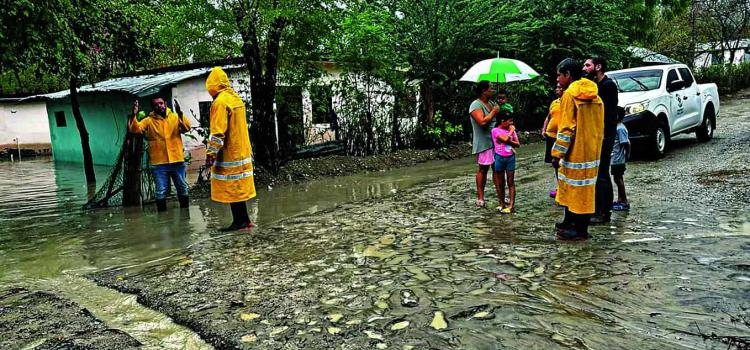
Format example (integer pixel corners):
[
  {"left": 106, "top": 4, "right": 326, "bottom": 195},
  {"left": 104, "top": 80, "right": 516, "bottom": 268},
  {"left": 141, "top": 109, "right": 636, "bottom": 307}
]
[
  {"left": 122, "top": 132, "right": 143, "bottom": 207},
  {"left": 234, "top": 5, "right": 285, "bottom": 173},
  {"left": 420, "top": 81, "right": 435, "bottom": 127},
  {"left": 70, "top": 75, "right": 96, "bottom": 184},
  {"left": 249, "top": 83, "right": 279, "bottom": 172},
  {"left": 391, "top": 93, "right": 402, "bottom": 151}
]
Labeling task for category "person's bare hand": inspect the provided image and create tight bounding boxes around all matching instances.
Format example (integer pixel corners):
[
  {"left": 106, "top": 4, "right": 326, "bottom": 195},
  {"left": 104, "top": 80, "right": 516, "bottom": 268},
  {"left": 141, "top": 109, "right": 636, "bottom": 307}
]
[
  {"left": 492, "top": 105, "right": 500, "bottom": 113},
  {"left": 132, "top": 100, "right": 139, "bottom": 117}
]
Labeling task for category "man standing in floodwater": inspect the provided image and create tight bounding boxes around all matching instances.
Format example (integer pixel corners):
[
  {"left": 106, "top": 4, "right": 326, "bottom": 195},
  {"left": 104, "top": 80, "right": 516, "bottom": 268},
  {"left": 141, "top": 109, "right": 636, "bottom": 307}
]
[
  {"left": 583, "top": 57, "right": 619, "bottom": 224},
  {"left": 551, "top": 58, "right": 604, "bottom": 241},
  {"left": 204, "top": 67, "right": 256, "bottom": 231},
  {"left": 129, "top": 98, "right": 191, "bottom": 212}
]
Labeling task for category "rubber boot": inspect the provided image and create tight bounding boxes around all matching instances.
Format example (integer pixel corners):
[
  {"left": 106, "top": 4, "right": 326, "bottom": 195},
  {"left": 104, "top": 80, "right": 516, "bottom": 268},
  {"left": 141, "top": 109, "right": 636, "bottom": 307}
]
[
  {"left": 555, "top": 208, "right": 574, "bottom": 231},
  {"left": 156, "top": 199, "right": 167, "bottom": 212},
  {"left": 220, "top": 202, "right": 254, "bottom": 232},
  {"left": 178, "top": 195, "right": 189, "bottom": 208}
]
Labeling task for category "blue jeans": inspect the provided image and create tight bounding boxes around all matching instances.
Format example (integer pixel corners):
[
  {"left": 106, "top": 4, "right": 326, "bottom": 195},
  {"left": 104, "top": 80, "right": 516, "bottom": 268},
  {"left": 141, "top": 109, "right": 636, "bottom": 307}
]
[
  {"left": 494, "top": 153, "right": 516, "bottom": 172},
  {"left": 152, "top": 162, "right": 188, "bottom": 200}
]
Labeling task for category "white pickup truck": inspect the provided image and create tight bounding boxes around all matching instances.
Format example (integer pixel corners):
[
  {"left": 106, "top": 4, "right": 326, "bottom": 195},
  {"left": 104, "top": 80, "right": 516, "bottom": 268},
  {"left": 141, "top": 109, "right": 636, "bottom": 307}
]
[{"left": 608, "top": 64, "right": 720, "bottom": 157}]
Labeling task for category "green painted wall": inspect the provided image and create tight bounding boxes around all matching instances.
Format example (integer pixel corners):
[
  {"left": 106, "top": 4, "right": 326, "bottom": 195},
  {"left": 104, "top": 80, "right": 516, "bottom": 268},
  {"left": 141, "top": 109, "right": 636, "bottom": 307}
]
[{"left": 46, "top": 92, "right": 170, "bottom": 166}]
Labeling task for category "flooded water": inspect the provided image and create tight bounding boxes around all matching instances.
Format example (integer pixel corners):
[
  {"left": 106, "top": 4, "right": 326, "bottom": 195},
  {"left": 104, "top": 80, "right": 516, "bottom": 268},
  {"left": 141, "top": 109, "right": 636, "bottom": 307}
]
[
  {"left": 0, "top": 156, "right": 476, "bottom": 349},
  {"left": 2, "top": 89, "right": 750, "bottom": 349}
]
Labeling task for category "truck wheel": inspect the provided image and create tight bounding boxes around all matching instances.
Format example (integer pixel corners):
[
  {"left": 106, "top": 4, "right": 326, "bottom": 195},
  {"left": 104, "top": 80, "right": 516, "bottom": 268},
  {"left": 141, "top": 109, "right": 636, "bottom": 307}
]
[
  {"left": 696, "top": 107, "right": 715, "bottom": 142},
  {"left": 649, "top": 121, "right": 669, "bottom": 158}
]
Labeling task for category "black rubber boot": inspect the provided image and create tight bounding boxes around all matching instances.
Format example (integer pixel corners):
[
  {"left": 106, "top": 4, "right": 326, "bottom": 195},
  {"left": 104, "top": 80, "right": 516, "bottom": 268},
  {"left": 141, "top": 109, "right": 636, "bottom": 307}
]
[
  {"left": 178, "top": 195, "right": 189, "bottom": 208},
  {"left": 220, "top": 202, "right": 253, "bottom": 232},
  {"left": 555, "top": 208, "right": 574, "bottom": 231},
  {"left": 556, "top": 228, "right": 589, "bottom": 241},
  {"left": 574, "top": 214, "right": 592, "bottom": 237},
  {"left": 156, "top": 199, "right": 167, "bottom": 212}
]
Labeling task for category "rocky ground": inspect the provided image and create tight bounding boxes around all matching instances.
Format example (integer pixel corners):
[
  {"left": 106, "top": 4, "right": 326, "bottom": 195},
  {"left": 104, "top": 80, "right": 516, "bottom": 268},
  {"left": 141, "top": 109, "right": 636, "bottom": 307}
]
[
  {"left": 86, "top": 90, "right": 750, "bottom": 349},
  {"left": 0, "top": 288, "right": 142, "bottom": 349},
  {"left": 5, "top": 89, "right": 748, "bottom": 349}
]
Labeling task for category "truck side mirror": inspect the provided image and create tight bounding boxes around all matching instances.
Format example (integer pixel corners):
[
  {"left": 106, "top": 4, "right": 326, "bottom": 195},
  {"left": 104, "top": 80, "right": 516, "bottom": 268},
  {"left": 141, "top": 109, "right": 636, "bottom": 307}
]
[{"left": 668, "top": 79, "right": 685, "bottom": 92}]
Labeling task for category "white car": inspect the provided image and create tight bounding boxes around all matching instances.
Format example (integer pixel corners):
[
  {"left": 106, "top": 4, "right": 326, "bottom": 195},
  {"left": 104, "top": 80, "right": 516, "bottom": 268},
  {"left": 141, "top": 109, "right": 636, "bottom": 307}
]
[{"left": 608, "top": 64, "right": 720, "bottom": 157}]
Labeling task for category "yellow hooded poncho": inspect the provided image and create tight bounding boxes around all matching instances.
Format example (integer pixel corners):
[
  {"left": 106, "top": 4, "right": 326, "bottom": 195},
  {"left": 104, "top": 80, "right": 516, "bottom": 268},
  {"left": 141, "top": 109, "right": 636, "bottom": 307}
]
[
  {"left": 205, "top": 67, "right": 256, "bottom": 203},
  {"left": 552, "top": 78, "right": 604, "bottom": 214},
  {"left": 128, "top": 108, "right": 191, "bottom": 165},
  {"left": 545, "top": 98, "right": 561, "bottom": 138}
]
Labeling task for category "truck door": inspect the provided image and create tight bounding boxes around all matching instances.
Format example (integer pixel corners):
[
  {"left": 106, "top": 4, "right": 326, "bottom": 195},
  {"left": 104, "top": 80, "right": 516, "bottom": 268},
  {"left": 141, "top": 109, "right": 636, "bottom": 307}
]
[
  {"left": 678, "top": 67, "right": 702, "bottom": 129},
  {"left": 666, "top": 68, "right": 689, "bottom": 132}
]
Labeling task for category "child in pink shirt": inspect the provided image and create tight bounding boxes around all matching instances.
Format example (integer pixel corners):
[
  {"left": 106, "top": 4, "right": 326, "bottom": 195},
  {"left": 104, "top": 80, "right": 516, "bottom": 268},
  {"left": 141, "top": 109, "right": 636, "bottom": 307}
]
[{"left": 491, "top": 114, "right": 520, "bottom": 213}]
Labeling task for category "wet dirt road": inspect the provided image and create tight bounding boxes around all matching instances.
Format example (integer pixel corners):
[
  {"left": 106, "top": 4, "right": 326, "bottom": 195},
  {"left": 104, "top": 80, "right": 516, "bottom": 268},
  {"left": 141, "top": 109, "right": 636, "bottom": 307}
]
[{"left": 85, "top": 90, "right": 750, "bottom": 349}]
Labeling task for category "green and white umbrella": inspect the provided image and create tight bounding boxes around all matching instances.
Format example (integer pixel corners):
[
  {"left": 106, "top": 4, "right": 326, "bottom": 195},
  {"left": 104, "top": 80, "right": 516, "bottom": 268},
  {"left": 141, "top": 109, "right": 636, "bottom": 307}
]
[{"left": 460, "top": 57, "right": 540, "bottom": 83}]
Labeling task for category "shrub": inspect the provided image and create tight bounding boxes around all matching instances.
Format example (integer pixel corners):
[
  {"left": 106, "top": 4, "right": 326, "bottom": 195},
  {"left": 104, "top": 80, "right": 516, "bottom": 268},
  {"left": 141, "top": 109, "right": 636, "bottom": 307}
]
[
  {"left": 425, "top": 111, "right": 464, "bottom": 148},
  {"left": 694, "top": 62, "right": 750, "bottom": 96}
]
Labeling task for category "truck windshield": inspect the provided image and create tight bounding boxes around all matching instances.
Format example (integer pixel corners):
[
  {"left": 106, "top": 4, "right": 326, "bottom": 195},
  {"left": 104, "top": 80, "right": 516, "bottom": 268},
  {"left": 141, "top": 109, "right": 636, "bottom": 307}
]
[{"left": 609, "top": 69, "right": 663, "bottom": 92}]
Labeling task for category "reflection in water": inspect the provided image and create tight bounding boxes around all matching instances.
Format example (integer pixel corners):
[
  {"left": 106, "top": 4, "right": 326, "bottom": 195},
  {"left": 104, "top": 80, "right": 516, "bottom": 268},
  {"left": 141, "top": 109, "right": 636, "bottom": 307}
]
[
  {"left": 2, "top": 144, "right": 749, "bottom": 349},
  {"left": 0, "top": 157, "right": 477, "bottom": 348}
]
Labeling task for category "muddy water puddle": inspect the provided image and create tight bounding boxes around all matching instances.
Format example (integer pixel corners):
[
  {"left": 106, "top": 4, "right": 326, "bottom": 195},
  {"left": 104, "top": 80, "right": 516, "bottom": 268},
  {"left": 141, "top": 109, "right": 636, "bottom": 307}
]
[
  {"left": 90, "top": 146, "right": 750, "bottom": 349},
  {"left": 3, "top": 112, "right": 750, "bottom": 349},
  {"left": 0, "top": 156, "right": 479, "bottom": 348}
]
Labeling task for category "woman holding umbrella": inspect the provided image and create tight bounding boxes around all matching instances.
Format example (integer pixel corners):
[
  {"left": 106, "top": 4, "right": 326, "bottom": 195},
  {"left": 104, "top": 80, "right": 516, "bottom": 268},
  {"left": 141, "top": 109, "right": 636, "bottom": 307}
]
[
  {"left": 461, "top": 57, "right": 540, "bottom": 208},
  {"left": 469, "top": 81, "right": 500, "bottom": 208}
]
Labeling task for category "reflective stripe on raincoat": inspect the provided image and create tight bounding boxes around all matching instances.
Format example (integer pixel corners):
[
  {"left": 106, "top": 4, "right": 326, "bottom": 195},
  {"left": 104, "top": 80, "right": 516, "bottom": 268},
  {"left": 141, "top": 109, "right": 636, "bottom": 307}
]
[
  {"left": 545, "top": 98, "right": 561, "bottom": 138},
  {"left": 205, "top": 67, "right": 256, "bottom": 203},
  {"left": 128, "top": 108, "right": 190, "bottom": 165},
  {"left": 552, "top": 78, "right": 604, "bottom": 214}
]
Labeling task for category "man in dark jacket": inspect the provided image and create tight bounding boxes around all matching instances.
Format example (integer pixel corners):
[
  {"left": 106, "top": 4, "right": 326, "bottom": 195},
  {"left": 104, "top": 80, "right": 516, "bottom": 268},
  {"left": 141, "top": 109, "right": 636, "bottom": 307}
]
[{"left": 583, "top": 57, "right": 618, "bottom": 223}]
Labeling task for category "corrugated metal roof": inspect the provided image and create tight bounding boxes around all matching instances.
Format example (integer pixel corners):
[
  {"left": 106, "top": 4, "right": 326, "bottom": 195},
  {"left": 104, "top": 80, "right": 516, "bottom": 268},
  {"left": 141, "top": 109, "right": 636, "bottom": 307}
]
[{"left": 21, "top": 65, "right": 241, "bottom": 101}]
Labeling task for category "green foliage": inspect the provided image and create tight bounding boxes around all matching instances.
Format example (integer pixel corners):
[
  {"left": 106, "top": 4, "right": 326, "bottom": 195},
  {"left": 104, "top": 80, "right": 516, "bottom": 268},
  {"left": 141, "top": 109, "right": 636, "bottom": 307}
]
[
  {"left": 392, "top": 0, "right": 507, "bottom": 86},
  {"left": 426, "top": 111, "right": 463, "bottom": 148},
  {"left": 328, "top": 2, "right": 408, "bottom": 155},
  {"left": 0, "top": 0, "right": 156, "bottom": 90},
  {"left": 694, "top": 62, "right": 750, "bottom": 95},
  {"left": 503, "top": 0, "right": 630, "bottom": 77},
  {"left": 0, "top": 67, "right": 67, "bottom": 96},
  {"left": 151, "top": 0, "right": 241, "bottom": 65},
  {"left": 503, "top": 79, "right": 554, "bottom": 131}
]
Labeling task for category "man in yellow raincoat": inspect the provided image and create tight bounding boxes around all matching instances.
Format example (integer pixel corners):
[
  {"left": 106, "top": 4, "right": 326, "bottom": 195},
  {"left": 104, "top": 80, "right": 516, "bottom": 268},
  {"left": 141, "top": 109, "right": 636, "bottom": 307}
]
[
  {"left": 204, "top": 67, "right": 256, "bottom": 231},
  {"left": 129, "top": 98, "right": 191, "bottom": 212},
  {"left": 550, "top": 58, "right": 604, "bottom": 240}
]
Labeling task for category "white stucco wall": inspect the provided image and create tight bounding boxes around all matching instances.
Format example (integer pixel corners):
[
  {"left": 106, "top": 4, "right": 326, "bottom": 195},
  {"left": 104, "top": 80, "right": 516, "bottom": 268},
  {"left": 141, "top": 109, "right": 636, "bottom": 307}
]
[
  {"left": 694, "top": 49, "right": 749, "bottom": 67},
  {"left": 167, "top": 65, "right": 419, "bottom": 152},
  {"left": 0, "top": 101, "right": 51, "bottom": 149}
]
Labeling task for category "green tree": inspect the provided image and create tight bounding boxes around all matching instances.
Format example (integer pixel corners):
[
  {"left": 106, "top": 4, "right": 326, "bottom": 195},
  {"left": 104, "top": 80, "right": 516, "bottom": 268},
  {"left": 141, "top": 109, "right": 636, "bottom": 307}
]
[
  {"left": 225, "top": 0, "right": 335, "bottom": 172},
  {"left": 391, "top": 0, "right": 508, "bottom": 128},
  {"left": 328, "top": 2, "right": 406, "bottom": 155},
  {"left": 151, "top": 0, "right": 241, "bottom": 66},
  {"left": 695, "top": 0, "right": 750, "bottom": 64},
  {"left": 1, "top": 0, "right": 155, "bottom": 183}
]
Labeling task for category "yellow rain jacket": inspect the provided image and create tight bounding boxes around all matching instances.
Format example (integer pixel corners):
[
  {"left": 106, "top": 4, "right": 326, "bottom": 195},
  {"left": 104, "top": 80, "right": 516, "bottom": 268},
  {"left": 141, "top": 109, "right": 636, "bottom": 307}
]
[
  {"left": 128, "top": 108, "right": 190, "bottom": 165},
  {"left": 551, "top": 78, "right": 604, "bottom": 214},
  {"left": 205, "top": 67, "right": 256, "bottom": 203},
  {"left": 545, "top": 98, "right": 561, "bottom": 138}
]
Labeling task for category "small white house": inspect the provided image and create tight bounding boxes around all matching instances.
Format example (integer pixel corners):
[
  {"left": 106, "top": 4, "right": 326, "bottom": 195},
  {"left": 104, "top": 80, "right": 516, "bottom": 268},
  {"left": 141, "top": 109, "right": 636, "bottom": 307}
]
[
  {"left": 0, "top": 99, "right": 51, "bottom": 155},
  {"left": 694, "top": 39, "right": 750, "bottom": 67}
]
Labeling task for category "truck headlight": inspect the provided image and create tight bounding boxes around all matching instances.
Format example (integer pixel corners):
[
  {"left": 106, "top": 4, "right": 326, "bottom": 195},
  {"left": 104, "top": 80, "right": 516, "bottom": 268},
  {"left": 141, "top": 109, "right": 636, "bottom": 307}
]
[{"left": 623, "top": 101, "right": 649, "bottom": 116}]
